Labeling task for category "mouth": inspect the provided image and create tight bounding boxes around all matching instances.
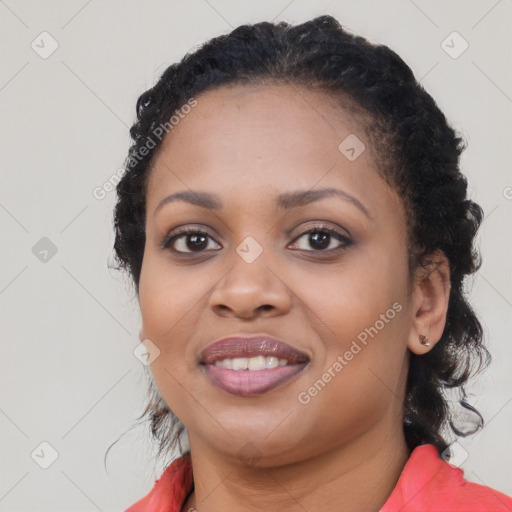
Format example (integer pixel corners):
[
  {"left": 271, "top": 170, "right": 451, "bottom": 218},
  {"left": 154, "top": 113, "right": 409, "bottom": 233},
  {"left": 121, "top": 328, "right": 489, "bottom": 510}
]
[{"left": 199, "top": 335, "right": 310, "bottom": 396}]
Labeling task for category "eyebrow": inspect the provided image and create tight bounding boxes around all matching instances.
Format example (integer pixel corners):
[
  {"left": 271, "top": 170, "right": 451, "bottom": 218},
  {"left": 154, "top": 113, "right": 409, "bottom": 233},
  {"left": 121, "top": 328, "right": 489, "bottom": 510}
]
[{"left": 153, "top": 187, "right": 372, "bottom": 219}]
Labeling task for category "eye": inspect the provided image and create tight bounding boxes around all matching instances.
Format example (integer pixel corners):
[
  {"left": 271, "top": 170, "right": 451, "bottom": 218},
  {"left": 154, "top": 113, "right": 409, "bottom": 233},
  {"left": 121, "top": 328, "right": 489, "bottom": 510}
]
[
  {"left": 288, "top": 224, "right": 351, "bottom": 252},
  {"left": 161, "top": 223, "right": 351, "bottom": 256},
  {"left": 161, "top": 227, "right": 222, "bottom": 254}
]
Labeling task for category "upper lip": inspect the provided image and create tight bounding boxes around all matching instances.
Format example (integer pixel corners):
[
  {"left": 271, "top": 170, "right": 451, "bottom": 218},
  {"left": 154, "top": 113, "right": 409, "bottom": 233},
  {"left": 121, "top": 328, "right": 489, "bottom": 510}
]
[{"left": 199, "top": 335, "right": 310, "bottom": 365}]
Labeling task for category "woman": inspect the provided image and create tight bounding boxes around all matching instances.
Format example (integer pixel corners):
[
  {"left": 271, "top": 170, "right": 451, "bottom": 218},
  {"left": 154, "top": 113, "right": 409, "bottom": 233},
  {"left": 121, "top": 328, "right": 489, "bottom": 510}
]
[{"left": 112, "top": 15, "right": 512, "bottom": 512}]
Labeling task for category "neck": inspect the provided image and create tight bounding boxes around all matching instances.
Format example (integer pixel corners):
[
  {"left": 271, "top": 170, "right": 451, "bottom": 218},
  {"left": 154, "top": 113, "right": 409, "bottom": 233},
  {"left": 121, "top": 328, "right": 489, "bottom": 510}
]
[{"left": 182, "top": 427, "right": 410, "bottom": 512}]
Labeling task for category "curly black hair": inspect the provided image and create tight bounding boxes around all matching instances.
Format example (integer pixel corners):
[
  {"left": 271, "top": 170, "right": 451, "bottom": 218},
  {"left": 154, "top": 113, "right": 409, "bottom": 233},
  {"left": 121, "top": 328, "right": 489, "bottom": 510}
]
[{"left": 107, "top": 15, "right": 490, "bottom": 470}]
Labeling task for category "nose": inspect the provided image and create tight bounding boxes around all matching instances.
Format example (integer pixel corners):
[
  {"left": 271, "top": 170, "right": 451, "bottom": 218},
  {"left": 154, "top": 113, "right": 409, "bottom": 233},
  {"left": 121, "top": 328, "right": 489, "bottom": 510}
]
[{"left": 208, "top": 253, "right": 292, "bottom": 320}]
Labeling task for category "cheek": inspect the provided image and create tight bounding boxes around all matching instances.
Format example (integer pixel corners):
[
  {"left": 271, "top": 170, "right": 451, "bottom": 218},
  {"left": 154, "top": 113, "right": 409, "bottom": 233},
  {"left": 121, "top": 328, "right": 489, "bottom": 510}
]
[
  {"left": 138, "top": 249, "right": 199, "bottom": 341},
  {"left": 138, "top": 249, "right": 213, "bottom": 391},
  {"left": 298, "top": 289, "right": 409, "bottom": 442},
  {"left": 300, "top": 246, "right": 407, "bottom": 338},
  {"left": 300, "top": 244, "right": 410, "bottom": 390},
  {"left": 298, "top": 350, "right": 405, "bottom": 446},
  {"left": 138, "top": 257, "right": 202, "bottom": 415},
  {"left": 139, "top": 265, "right": 176, "bottom": 340}
]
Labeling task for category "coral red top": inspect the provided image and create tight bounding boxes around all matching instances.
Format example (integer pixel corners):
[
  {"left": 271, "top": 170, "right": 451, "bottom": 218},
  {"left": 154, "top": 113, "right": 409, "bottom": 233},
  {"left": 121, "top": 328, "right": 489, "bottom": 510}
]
[{"left": 125, "top": 444, "right": 512, "bottom": 512}]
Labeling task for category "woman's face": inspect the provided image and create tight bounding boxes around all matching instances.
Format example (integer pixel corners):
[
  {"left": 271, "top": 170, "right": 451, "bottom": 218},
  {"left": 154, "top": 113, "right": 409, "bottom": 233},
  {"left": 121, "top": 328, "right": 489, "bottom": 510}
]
[{"left": 139, "top": 84, "right": 417, "bottom": 465}]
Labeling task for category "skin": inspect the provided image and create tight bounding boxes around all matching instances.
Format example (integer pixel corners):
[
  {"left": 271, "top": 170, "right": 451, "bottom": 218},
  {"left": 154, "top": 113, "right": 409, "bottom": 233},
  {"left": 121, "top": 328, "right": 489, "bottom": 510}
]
[{"left": 138, "top": 83, "right": 451, "bottom": 512}]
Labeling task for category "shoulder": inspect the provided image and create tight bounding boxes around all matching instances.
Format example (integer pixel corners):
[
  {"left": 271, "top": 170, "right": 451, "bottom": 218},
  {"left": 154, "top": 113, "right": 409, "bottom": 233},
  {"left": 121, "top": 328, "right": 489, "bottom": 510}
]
[
  {"left": 124, "top": 453, "right": 193, "bottom": 512},
  {"left": 381, "top": 444, "right": 512, "bottom": 512}
]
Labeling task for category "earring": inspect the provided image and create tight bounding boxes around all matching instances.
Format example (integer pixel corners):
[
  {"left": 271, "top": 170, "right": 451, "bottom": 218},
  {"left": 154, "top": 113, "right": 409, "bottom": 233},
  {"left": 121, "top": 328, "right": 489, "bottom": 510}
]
[{"left": 419, "top": 334, "right": 430, "bottom": 347}]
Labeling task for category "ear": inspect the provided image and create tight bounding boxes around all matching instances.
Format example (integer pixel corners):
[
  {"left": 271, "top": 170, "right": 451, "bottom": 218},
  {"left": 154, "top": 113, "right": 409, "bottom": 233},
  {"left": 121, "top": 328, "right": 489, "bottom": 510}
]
[{"left": 407, "top": 250, "right": 451, "bottom": 355}]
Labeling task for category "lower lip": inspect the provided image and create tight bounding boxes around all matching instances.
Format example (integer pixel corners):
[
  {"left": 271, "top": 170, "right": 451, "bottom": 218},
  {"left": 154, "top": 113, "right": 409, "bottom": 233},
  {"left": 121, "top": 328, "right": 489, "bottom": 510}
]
[{"left": 203, "top": 363, "right": 308, "bottom": 396}]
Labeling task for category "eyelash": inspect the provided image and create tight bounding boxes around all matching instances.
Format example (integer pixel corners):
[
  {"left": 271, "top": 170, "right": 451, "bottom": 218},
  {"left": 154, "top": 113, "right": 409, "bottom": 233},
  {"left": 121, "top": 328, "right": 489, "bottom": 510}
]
[{"left": 160, "top": 223, "right": 352, "bottom": 256}]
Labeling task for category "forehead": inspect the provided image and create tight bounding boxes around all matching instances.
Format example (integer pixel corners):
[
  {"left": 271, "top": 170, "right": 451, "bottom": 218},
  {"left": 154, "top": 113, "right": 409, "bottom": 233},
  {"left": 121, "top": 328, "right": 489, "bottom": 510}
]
[
  {"left": 146, "top": 83, "right": 397, "bottom": 219},
  {"left": 154, "top": 83, "right": 367, "bottom": 155}
]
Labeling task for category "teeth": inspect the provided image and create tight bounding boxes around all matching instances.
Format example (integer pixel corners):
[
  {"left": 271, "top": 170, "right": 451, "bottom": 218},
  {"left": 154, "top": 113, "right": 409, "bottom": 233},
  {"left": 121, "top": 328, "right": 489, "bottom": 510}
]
[{"left": 214, "top": 356, "right": 290, "bottom": 370}]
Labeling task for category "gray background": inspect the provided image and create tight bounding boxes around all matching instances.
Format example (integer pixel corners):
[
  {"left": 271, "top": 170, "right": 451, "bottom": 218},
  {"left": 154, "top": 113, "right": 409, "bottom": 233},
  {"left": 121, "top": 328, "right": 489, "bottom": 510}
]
[{"left": 1, "top": 0, "right": 511, "bottom": 510}]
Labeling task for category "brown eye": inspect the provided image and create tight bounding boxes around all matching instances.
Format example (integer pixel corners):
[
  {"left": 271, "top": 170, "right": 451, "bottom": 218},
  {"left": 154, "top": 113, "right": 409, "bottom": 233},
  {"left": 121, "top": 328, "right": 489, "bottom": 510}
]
[
  {"left": 289, "top": 226, "right": 351, "bottom": 252},
  {"left": 163, "top": 229, "right": 221, "bottom": 253}
]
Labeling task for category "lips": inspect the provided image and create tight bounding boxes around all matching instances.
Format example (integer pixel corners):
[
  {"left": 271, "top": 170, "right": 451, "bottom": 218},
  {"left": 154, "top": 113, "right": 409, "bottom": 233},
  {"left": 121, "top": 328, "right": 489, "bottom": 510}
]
[
  {"left": 199, "top": 335, "right": 310, "bottom": 396},
  {"left": 199, "top": 336, "right": 310, "bottom": 365}
]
